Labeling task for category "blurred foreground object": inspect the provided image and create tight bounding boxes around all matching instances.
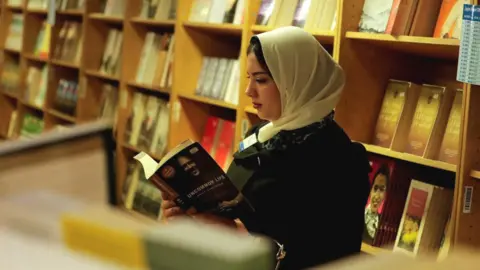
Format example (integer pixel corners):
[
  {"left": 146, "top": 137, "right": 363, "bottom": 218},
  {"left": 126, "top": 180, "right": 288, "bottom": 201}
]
[
  {"left": 61, "top": 205, "right": 274, "bottom": 270},
  {"left": 0, "top": 226, "right": 122, "bottom": 270},
  {"left": 311, "top": 246, "right": 480, "bottom": 270},
  {"left": 0, "top": 120, "right": 117, "bottom": 205}
]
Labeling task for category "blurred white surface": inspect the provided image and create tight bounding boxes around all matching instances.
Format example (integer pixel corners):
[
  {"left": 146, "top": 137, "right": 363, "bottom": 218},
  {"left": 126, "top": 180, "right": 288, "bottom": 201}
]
[{"left": 0, "top": 227, "right": 124, "bottom": 269}]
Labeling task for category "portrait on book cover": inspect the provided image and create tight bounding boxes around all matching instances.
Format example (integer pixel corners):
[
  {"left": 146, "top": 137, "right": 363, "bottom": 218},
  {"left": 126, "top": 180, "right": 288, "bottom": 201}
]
[{"left": 363, "top": 162, "right": 389, "bottom": 244}]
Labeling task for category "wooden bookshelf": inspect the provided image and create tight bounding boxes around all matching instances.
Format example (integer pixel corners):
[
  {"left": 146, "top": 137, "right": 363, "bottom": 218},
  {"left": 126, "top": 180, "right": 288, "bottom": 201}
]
[{"left": 1, "top": 0, "right": 480, "bottom": 259}]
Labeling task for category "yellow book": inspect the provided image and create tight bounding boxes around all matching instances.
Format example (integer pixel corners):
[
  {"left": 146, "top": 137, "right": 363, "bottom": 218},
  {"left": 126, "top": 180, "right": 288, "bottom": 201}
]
[
  {"left": 61, "top": 205, "right": 155, "bottom": 269},
  {"left": 38, "top": 23, "right": 51, "bottom": 59}
]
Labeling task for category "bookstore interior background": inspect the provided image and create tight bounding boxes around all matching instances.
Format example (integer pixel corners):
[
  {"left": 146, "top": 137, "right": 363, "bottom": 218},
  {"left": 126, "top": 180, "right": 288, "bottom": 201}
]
[{"left": 1, "top": 0, "right": 480, "bottom": 269}]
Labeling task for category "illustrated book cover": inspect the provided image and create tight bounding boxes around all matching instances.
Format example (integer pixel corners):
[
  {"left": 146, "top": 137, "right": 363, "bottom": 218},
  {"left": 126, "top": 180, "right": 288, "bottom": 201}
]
[{"left": 134, "top": 139, "right": 254, "bottom": 219}]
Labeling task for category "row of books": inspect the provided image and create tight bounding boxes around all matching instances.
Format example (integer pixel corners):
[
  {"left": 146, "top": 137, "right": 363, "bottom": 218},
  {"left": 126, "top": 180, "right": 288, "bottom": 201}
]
[
  {"left": 1, "top": 85, "right": 115, "bottom": 139},
  {"left": 359, "top": 0, "right": 465, "bottom": 39},
  {"left": 139, "top": 0, "right": 177, "bottom": 21},
  {"left": 24, "top": 65, "right": 48, "bottom": 107},
  {"left": 52, "top": 79, "right": 79, "bottom": 116},
  {"left": 56, "top": 0, "right": 84, "bottom": 11},
  {"left": 2, "top": 62, "right": 116, "bottom": 121},
  {"left": 188, "top": 0, "right": 244, "bottom": 25},
  {"left": 26, "top": 0, "right": 47, "bottom": 9},
  {"left": 2, "top": 110, "right": 19, "bottom": 139},
  {"left": 124, "top": 92, "right": 170, "bottom": 157},
  {"left": 6, "top": 0, "right": 84, "bottom": 9},
  {"left": 257, "top": 0, "right": 337, "bottom": 31},
  {"left": 122, "top": 160, "right": 163, "bottom": 220},
  {"left": 372, "top": 79, "right": 462, "bottom": 165},
  {"left": 4, "top": 14, "right": 23, "bottom": 51},
  {"left": 99, "top": 28, "right": 123, "bottom": 77},
  {"left": 200, "top": 116, "right": 236, "bottom": 172},
  {"left": 135, "top": 32, "right": 175, "bottom": 89},
  {"left": 54, "top": 21, "right": 82, "bottom": 65},
  {"left": 3, "top": 16, "right": 82, "bottom": 64},
  {"left": 100, "top": 0, "right": 126, "bottom": 18},
  {"left": 0, "top": 54, "right": 20, "bottom": 96},
  {"left": 195, "top": 57, "right": 240, "bottom": 105},
  {"left": 363, "top": 154, "right": 452, "bottom": 258},
  {"left": 32, "top": 20, "right": 50, "bottom": 60}
]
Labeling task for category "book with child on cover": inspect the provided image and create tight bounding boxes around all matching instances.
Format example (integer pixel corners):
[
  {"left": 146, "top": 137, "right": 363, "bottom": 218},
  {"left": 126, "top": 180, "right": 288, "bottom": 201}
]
[{"left": 134, "top": 139, "right": 254, "bottom": 218}]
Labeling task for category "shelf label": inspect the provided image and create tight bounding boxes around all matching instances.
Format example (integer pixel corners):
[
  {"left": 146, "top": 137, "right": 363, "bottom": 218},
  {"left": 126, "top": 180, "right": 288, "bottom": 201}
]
[
  {"left": 463, "top": 186, "right": 473, "bottom": 214},
  {"left": 457, "top": 4, "right": 480, "bottom": 85}
]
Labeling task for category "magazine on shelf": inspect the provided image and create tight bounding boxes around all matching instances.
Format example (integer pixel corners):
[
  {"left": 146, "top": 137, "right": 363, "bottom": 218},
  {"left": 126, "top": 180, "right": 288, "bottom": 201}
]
[{"left": 134, "top": 139, "right": 254, "bottom": 218}]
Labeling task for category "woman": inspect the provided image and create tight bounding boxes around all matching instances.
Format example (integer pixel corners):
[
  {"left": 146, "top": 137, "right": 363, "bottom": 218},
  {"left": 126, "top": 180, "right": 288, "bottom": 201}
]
[{"left": 161, "top": 26, "right": 371, "bottom": 270}]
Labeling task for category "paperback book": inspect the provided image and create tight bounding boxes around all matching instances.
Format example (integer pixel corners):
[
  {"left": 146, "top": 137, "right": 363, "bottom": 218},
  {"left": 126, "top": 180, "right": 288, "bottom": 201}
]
[{"left": 134, "top": 139, "right": 254, "bottom": 218}]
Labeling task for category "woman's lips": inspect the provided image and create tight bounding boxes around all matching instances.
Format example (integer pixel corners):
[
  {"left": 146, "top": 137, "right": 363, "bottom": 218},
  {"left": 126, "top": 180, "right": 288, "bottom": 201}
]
[{"left": 252, "top": 103, "right": 262, "bottom": 109}]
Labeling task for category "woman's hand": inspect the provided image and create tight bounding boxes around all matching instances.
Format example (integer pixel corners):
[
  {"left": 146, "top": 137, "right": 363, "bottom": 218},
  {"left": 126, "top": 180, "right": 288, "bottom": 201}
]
[
  {"left": 191, "top": 213, "right": 238, "bottom": 229},
  {"left": 160, "top": 192, "right": 247, "bottom": 233},
  {"left": 160, "top": 192, "right": 196, "bottom": 220}
]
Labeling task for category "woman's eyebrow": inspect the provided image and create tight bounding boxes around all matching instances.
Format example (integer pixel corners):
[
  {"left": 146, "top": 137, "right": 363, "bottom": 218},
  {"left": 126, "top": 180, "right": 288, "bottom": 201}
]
[{"left": 251, "top": 71, "right": 269, "bottom": 76}]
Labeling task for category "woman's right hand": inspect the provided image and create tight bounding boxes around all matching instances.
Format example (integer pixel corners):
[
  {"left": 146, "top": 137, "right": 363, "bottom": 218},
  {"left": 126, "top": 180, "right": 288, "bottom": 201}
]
[{"left": 160, "top": 192, "right": 186, "bottom": 220}]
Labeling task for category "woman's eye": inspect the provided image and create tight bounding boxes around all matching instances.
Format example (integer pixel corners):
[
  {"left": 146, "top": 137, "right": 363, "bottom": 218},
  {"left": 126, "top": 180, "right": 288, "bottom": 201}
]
[{"left": 255, "top": 78, "right": 266, "bottom": 83}]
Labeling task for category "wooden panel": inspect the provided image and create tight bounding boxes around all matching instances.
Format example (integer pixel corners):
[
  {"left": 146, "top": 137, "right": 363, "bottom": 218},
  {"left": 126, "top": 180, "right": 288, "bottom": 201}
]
[{"left": 455, "top": 84, "right": 480, "bottom": 247}]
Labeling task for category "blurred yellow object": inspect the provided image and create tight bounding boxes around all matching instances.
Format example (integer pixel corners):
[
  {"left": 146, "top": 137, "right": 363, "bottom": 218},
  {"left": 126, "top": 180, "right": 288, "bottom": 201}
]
[
  {"left": 401, "top": 232, "right": 418, "bottom": 245},
  {"left": 61, "top": 205, "right": 156, "bottom": 269}
]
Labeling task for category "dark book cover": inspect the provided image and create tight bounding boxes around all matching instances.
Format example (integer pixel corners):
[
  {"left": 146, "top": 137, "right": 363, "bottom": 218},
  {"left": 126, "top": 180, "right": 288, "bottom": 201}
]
[{"left": 135, "top": 140, "right": 254, "bottom": 219}]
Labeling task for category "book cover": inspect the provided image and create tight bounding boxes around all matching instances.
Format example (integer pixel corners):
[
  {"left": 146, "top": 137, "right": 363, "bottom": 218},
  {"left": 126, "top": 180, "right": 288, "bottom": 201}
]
[
  {"left": 437, "top": 89, "right": 463, "bottom": 164},
  {"left": 134, "top": 139, "right": 254, "bottom": 219},
  {"left": 405, "top": 85, "right": 445, "bottom": 157},
  {"left": 373, "top": 80, "right": 411, "bottom": 148}
]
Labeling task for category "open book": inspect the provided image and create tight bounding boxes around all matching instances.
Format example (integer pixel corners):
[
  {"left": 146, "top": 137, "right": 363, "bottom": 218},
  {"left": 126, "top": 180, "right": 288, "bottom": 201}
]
[{"left": 134, "top": 139, "right": 254, "bottom": 218}]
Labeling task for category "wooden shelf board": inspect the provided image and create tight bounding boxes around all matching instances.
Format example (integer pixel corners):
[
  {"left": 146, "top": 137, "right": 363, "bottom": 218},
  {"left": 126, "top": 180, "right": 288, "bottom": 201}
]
[
  {"left": 178, "top": 93, "right": 238, "bottom": 110},
  {"left": 6, "top": 5, "right": 22, "bottom": 11},
  {"left": 361, "top": 243, "right": 390, "bottom": 255},
  {"left": 24, "top": 53, "right": 48, "bottom": 63},
  {"left": 244, "top": 106, "right": 257, "bottom": 114},
  {"left": 0, "top": 91, "right": 19, "bottom": 100},
  {"left": 361, "top": 143, "right": 456, "bottom": 172},
  {"left": 4, "top": 48, "right": 21, "bottom": 54},
  {"left": 50, "top": 59, "right": 79, "bottom": 69},
  {"left": 251, "top": 25, "right": 335, "bottom": 44},
  {"left": 127, "top": 81, "right": 170, "bottom": 95},
  {"left": 85, "top": 69, "right": 120, "bottom": 82},
  {"left": 48, "top": 109, "right": 76, "bottom": 123},
  {"left": 20, "top": 100, "right": 44, "bottom": 112},
  {"left": 26, "top": 8, "right": 47, "bottom": 14},
  {"left": 130, "top": 17, "right": 175, "bottom": 28},
  {"left": 470, "top": 170, "right": 480, "bottom": 179},
  {"left": 89, "top": 13, "right": 124, "bottom": 24},
  {"left": 57, "top": 9, "right": 83, "bottom": 16},
  {"left": 183, "top": 22, "right": 243, "bottom": 36},
  {"left": 345, "top": 32, "right": 459, "bottom": 60}
]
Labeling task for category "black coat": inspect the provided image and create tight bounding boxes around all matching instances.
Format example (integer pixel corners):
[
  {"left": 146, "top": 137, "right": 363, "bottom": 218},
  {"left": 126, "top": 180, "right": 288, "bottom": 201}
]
[{"left": 227, "top": 119, "right": 371, "bottom": 270}]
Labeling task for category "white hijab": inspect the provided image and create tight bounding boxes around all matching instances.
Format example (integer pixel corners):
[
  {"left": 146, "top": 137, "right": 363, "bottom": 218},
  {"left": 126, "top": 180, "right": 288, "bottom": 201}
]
[{"left": 254, "top": 26, "right": 346, "bottom": 143}]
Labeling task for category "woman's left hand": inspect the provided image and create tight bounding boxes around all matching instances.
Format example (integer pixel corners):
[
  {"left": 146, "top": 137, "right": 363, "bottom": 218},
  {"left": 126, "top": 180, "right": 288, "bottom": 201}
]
[{"left": 191, "top": 213, "right": 237, "bottom": 229}]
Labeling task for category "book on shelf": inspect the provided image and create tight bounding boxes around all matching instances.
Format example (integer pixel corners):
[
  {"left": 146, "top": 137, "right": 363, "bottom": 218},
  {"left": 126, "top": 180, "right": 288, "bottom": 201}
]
[
  {"left": 357, "top": 0, "right": 465, "bottom": 39},
  {"left": 134, "top": 139, "right": 254, "bottom": 219},
  {"left": 393, "top": 179, "right": 453, "bottom": 256}
]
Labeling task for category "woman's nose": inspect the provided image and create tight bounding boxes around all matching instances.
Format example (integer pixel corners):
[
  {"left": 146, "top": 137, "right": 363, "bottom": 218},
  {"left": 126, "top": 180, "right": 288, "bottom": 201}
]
[{"left": 245, "top": 81, "right": 255, "bottom": 97}]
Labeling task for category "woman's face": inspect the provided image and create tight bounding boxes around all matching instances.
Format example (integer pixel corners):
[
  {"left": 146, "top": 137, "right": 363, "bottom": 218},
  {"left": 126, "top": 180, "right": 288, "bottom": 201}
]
[
  {"left": 245, "top": 52, "right": 282, "bottom": 121},
  {"left": 369, "top": 173, "right": 387, "bottom": 212}
]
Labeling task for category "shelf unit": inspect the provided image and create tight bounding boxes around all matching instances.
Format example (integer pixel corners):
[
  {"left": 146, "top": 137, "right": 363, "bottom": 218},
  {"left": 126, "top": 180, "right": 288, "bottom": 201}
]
[
  {"left": 336, "top": 0, "right": 480, "bottom": 252},
  {"left": 1, "top": 0, "right": 480, "bottom": 256}
]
